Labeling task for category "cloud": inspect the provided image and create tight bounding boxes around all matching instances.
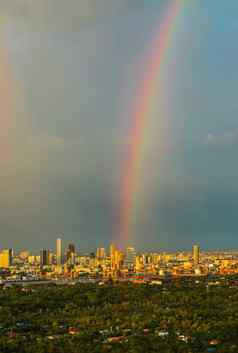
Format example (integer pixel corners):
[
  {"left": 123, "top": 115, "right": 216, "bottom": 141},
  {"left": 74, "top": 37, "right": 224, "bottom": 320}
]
[
  {"left": 206, "top": 131, "right": 238, "bottom": 145},
  {"left": 28, "top": 135, "right": 65, "bottom": 147},
  {"left": 28, "top": 135, "right": 82, "bottom": 149},
  {"left": 0, "top": 0, "right": 146, "bottom": 31}
]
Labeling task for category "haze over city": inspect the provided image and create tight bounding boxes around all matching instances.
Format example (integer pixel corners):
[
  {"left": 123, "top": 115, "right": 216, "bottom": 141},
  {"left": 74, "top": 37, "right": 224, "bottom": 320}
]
[{"left": 1, "top": 0, "right": 238, "bottom": 251}]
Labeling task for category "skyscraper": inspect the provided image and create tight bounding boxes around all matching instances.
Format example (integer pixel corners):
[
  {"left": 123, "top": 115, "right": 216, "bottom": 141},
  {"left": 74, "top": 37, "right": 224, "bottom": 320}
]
[
  {"left": 109, "top": 244, "right": 123, "bottom": 271},
  {"left": 56, "top": 238, "right": 62, "bottom": 265},
  {"left": 96, "top": 247, "right": 106, "bottom": 260},
  {"left": 110, "top": 243, "right": 116, "bottom": 269},
  {"left": 125, "top": 246, "right": 136, "bottom": 270},
  {"left": 0, "top": 249, "right": 12, "bottom": 268},
  {"left": 40, "top": 249, "right": 50, "bottom": 266},
  {"left": 193, "top": 245, "right": 200, "bottom": 266},
  {"left": 114, "top": 249, "right": 124, "bottom": 270},
  {"left": 66, "top": 243, "right": 76, "bottom": 265}
]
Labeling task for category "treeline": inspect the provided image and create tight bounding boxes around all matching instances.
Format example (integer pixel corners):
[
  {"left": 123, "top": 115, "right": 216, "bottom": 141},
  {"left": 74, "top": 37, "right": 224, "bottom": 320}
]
[{"left": 0, "top": 279, "right": 237, "bottom": 352}]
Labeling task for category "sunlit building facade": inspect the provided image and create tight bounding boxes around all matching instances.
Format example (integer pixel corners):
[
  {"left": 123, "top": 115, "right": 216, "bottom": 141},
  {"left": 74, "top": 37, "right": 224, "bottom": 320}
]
[
  {"left": 0, "top": 249, "right": 12, "bottom": 268},
  {"left": 124, "top": 246, "right": 136, "bottom": 270},
  {"left": 56, "top": 238, "right": 63, "bottom": 266},
  {"left": 193, "top": 245, "right": 200, "bottom": 266}
]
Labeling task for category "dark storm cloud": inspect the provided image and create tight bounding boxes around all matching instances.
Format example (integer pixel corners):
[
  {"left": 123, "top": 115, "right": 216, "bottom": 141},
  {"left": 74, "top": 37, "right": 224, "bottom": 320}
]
[
  {"left": 0, "top": 0, "right": 148, "bottom": 30},
  {"left": 1, "top": 0, "right": 238, "bottom": 251}
]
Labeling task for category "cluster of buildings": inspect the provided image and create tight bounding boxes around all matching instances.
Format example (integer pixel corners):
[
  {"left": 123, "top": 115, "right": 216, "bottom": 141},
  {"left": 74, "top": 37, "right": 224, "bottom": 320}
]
[{"left": 0, "top": 240, "right": 238, "bottom": 282}]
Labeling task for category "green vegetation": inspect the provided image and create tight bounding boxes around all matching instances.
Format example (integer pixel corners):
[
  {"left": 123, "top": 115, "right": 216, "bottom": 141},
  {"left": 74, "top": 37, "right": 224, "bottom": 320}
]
[{"left": 0, "top": 278, "right": 237, "bottom": 352}]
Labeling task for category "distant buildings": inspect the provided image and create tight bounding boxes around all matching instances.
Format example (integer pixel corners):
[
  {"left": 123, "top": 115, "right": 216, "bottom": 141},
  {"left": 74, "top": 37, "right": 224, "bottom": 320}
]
[
  {"left": 109, "top": 244, "right": 124, "bottom": 271},
  {"left": 19, "top": 251, "right": 29, "bottom": 261},
  {"left": 56, "top": 238, "right": 62, "bottom": 266},
  {"left": 5, "top": 237, "right": 238, "bottom": 282},
  {"left": 110, "top": 243, "right": 116, "bottom": 270},
  {"left": 193, "top": 245, "right": 200, "bottom": 266},
  {"left": 40, "top": 249, "right": 50, "bottom": 267},
  {"left": 96, "top": 248, "right": 106, "bottom": 260},
  {"left": 0, "top": 249, "right": 12, "bottom": 268},
  {"left": 66, "top": 243, "right": 76, "bottom": 265},
  {"left": 124, "top": 246, "right": 136, "bottom": 270}
]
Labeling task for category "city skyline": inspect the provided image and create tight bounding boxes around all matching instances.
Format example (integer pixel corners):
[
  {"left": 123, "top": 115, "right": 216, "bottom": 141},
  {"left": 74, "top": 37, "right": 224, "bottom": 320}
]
[
  {"left": 1, "top": 1, "right": 238, "bottom": 250},
  {"left": 1, "top": 238, "right": 237, "bottom": 255},
  {"left": 1, "top": 238, "right": 238, "bottom": 281}
]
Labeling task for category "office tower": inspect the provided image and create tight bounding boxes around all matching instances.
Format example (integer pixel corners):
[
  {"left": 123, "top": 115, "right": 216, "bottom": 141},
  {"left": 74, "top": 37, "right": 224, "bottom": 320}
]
[
  {"left": 125, "top": 246, "right": 136, "bottom": 270},
  {"left": 96, "top": 247, "right": 106, "bottom": 260},
  {"left": 193, "top": 244, "right": 200, "bottom": 266},
  {"left": 66, "top": 243, "right": 76, "bottom": 265},
  {"left": 56, "top": 238, "right": 62, "bottom": 265},
  {"left": 109, "top": 244, "right": 123, "bottom": 271},
  {"left": 0, "top": 249, "right": 12, "bottom": 268},
  {"left": 136, "top": 255, "right": 143, "bottom": 271},
  {"left": 68, "top": 243, "right": 75, "bottom": 254},
  {"left": 110, "top": 243, "right": 116, "bottom": 257},
  {"left": 110, "top": 243, "right": 116, "bottom": 269},
  {"left": 67, "top": 244, "right": 76, "bottom": 254},
  {"left": 40, "top": 249, "right": 50, "bottom": 266},
  {"left": 114, "top": 250, "right": 124, "bottom": 270},
  {"left": 49, "top": 252, "right": 54, "bottom": 265}
]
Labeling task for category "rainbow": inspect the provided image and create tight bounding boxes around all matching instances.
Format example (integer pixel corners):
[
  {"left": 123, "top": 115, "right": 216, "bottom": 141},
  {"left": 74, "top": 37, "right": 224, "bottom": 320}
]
[{"left": 119, "top": 0, "right": 184, "bottom": 247}]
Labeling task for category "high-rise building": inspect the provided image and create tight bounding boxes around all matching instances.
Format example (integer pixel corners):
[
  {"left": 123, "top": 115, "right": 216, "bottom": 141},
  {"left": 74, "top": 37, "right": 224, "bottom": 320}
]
[
  {"left": 110, "top": 243, "right": 116, "bottom": 257},
  {"left": 193, "top": 245, "right": 200, "bottom": 266},
  {"left": 114, "top": 250, "right": 124, "bottom": 270},
  {"left": 125, "top": 246, "right": 136, "bottom": 270},
  {"left": 110, "top": 243, "right": 116, "bottom": 269},
  {"left": 56, "top": 238, "right": 62, "bottom": 265},
  {"left": 66, "top": 243, "right": 76, "bottom": 265},
  {"left": 96, "top": 247, "right": 106, "bottom": 260},
  {"left": 109, "top": 244, "right": 123, "bottom": 271},
  {"left": 40, "top": 250, "right": 50, "bottom": 266},
  {"left": 136, "top": 255, "right": 143, "bottom": 271},
  {"left": 0, "top": 249, "right": 12, "bottom": 268},
  {"left": 49, "top": 252, "right": 54, "bottom": 265}
]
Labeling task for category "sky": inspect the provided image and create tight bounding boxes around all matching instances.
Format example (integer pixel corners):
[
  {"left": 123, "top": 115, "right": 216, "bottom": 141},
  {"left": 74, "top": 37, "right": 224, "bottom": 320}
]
[{"left": 1, "top": 0, "right": 238, "bottom": 252}]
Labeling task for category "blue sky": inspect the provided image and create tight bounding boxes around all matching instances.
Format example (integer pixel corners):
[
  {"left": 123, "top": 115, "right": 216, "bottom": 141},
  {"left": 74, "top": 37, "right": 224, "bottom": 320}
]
[{"left": 1, "top": 0, "right": 238, "bottom": 252}]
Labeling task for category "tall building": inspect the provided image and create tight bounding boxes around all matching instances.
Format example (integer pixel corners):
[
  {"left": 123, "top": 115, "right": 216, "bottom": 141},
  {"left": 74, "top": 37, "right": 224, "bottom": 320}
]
[
  {"left": 96, "top": 247, "right": 106, "bottom": 260},
  {"left": 125, "top": 246, "right": 136, "bottom": 270},
  {"left": 66, "top": 243, "right": 76, "bottom": 265},
  {"left": 0, "top": 249, "right": 12, "bottom": 268},
  {"left": 110, "top": 243, "right": 116, "bottom": 269},
  {"left": 136, "top": 255, "right": 143, "bottom": 271},
  {"left": 68, "top": 243, "right": 75, "bottom": 254},
  {"left": 49, "top": 252, "right": 54, "bottom": 265},
  {"left": 110, "top": 243, "right": 116, "bottom": 257},
  {"left": 40, "top": 249, "right": 50, "bottom": 266},
  {"left": 109, "top": 244, "right": 123, "bottom": 271},
  {"left": 56, "top": 238, "right": 62, "bottom": 265},
  {"left": 193, "top": 245, "right": 200, "bottom": 266},
  {"left": 114, "top": 250, "right": 124, "bottom": 270}
]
